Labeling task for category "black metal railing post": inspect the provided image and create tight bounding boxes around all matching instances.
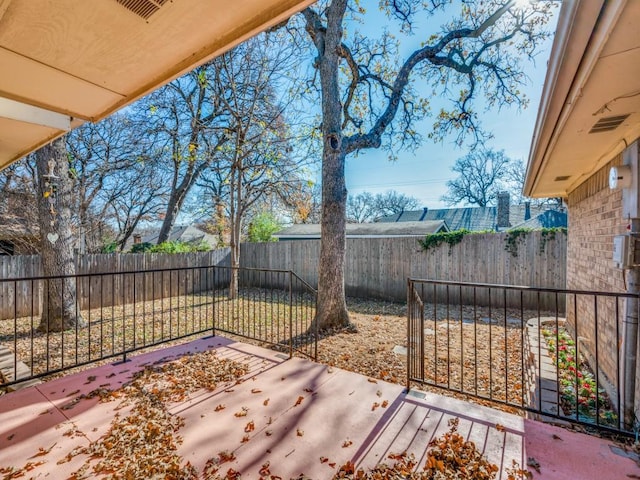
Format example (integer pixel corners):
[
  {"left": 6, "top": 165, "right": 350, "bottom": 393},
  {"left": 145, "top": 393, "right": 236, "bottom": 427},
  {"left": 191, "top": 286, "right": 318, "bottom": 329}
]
[
  {"left": 405, "top": 278, "right": 635, "bottom": 438},
  {"left": 406, "top": 278, "right": 412, "bottom": 391},
  {"left": 288, "top": 271, "right": 293, "bottom": 359}
]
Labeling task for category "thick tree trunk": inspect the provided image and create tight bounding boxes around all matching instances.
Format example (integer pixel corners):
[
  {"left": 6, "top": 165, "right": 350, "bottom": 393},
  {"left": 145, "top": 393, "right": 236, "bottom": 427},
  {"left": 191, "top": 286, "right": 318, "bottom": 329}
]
[
  {"left": 313, "top": 0, "right": 351, "bottom": 331},
  {"left": 157, "top": 193, "right": 182, "bottom": 244},
  {"left": 315, "top": 146, "right": 350, "bottom": 330},
  {"left": 35, "top": 139, "right": 86, "bottom": 332}
]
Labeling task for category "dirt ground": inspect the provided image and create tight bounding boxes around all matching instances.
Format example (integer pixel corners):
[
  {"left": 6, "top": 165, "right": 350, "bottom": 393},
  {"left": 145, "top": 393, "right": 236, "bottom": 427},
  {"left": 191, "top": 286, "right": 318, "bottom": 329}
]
[
  {"left": 1, "top": 293, "right": 529, "bottom": 415},
  {"left": 316, "top": 298, "right": 527, "bottom": 411}
]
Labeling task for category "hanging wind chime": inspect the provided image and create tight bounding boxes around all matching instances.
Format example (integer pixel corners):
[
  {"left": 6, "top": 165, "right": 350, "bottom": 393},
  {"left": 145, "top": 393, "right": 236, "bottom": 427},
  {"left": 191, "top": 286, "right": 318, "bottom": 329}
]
[{"left": 43, "top": 158, "right": 60, "bottom": 245}]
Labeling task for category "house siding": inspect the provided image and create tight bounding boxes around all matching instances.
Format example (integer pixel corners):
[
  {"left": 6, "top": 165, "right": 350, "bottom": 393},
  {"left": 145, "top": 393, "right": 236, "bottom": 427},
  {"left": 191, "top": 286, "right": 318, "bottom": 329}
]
[{"left": 566, "top": 154, "right": 625, "bottom": 409}]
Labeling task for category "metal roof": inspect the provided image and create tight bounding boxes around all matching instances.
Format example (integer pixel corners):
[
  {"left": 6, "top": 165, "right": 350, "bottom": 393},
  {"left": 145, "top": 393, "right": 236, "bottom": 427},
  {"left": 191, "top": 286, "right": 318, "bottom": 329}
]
[{"left": 275, "top": 221, "right": 449, "bottom": 239}]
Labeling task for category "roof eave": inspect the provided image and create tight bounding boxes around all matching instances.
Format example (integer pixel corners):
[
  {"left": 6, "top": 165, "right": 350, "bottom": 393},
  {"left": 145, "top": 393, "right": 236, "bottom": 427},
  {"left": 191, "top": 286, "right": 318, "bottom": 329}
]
[{"left": 524, "top": 0, "right": 612, "bottom": 198}]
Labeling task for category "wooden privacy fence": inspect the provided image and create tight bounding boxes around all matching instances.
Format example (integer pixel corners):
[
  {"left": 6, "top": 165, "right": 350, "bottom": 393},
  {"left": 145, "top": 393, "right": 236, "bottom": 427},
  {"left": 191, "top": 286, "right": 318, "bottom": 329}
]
[
  {"left": 0, "top": 232, "right": 567, "bottom": 318},
  {"left": 0, "top": 250, "right": 230, "bottom": 319},
  {"left": 241, "top": 231, "right": 567, "bottom": 310}
]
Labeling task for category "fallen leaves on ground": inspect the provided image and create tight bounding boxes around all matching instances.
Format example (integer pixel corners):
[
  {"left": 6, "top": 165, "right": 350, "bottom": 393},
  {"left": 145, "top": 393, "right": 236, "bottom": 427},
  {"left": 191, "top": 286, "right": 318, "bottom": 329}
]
[
  {"left": 57, "top": 349, "right": 248, "bottom": 479},
  {"left": 29, "top": 443, "right": 56, "bottom": 458},
  {"left": 315, "top": 298, "right": 528, "bottom": 410}
]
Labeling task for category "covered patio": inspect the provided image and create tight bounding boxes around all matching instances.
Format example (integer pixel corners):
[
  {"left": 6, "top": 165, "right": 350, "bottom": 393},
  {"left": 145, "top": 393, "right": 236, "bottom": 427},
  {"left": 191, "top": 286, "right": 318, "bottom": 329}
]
[{"left": 1, "top": 336, "right": 637, "bottom": 479}]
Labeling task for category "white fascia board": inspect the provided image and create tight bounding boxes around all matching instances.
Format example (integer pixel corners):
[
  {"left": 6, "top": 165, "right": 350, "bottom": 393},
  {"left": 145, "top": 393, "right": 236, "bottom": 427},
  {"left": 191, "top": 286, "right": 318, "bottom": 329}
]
[{"left": 0, "top": 97, "right": 71, "bottom": 130}]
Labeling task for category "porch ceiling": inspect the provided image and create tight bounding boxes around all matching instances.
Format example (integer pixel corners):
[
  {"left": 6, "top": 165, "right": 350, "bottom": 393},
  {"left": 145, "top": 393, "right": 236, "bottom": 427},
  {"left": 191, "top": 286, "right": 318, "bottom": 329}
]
[
  {"left": 525, "top": 0, "right": 640, "bottom": 198},
  {"left": 0, "top": 0, "right": 313, "bottom": 170}
]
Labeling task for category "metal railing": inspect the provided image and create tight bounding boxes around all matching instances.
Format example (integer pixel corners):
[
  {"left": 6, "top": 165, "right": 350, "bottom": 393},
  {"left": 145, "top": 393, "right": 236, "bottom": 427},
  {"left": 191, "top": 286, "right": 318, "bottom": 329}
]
[
  {"left": 407, "top": 278, "right": 637, "bottom": 437},
  {"left": 0, "top": 266, "right": 317, "bottom": 389}
]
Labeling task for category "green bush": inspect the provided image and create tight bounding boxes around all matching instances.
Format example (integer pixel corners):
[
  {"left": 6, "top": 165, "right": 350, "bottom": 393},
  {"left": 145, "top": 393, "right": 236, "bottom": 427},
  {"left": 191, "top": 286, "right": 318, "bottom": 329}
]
[
  {"left": 130, "top": 242, "right": 154, "bottom": 253},
  {"left": 130, "top": 241, "right": 210, "bottom": 254},
  {"left": 101, "top": 241, "right": 118, "bottom": 253},
  {"left": 248, "top": 212, "right": 280, "bottom": 243}
]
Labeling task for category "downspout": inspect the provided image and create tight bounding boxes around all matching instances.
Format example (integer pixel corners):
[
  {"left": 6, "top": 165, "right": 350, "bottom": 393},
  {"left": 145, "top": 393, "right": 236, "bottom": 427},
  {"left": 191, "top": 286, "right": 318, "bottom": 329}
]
[
  {"left": 623, "top": 230, "right": 638, "bottom": 430},
  {"left": 622, "top": 141, "right": 640, "bottom": 430}
]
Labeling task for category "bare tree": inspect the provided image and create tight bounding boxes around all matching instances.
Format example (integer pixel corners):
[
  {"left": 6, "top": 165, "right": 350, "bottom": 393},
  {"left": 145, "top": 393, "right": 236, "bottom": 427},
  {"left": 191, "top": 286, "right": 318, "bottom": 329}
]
[
  {"left": 197, "top": 34, "right": 307, "bottom": 298},
  {"left": 105, "top": 159, "right": 169, "bottom": 250},
  {"left": 34, "top": 138, "right": 86, "bottom": 332},
  {"left": 65, "top": 114, "right": 168, "bottom": 251},
  {"left": 138, "top": 64, "right": 228, "bottom": 245},
  {"left": 347, "top": 191, "right": 375, "bottom": 223},
  {"left": 501, "top": 159, "right": 561, "bottom": 206},
  {"left": 348, "top": 190, "right": 420, "bottom": 222},
  {"left": 295, "top": 0, "right": 554, "bottom": 330},
  {"left": 441, "top": 149, "right": 512, "bottom": 207},
  {"left": 373, "top": 190, "right": 420, "bottom": 217}
]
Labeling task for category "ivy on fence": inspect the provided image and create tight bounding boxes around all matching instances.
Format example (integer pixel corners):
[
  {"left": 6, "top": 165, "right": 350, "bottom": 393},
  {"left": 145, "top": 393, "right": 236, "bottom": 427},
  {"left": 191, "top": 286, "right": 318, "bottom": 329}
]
[
  {"left": 418, "top": 230, "right": 472, "bottom": 255},
  {"left": 419, "top": 227, "right": 567, "bottom": 258}
]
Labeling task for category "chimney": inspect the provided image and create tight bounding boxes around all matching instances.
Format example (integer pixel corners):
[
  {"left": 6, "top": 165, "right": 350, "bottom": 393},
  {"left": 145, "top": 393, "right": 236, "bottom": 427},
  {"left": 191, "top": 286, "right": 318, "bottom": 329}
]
[
  {"left": 419, "top": 207, "right": 428, "bottom": 221},
  {"left": 133, "top": 234, "right": 142, "bottom": 244},
  {"left": 496, "top": 192, "right": 510, "bottom": 228},
  {"left": 524, "top": 201, "right": 531, "bottom": 221}
]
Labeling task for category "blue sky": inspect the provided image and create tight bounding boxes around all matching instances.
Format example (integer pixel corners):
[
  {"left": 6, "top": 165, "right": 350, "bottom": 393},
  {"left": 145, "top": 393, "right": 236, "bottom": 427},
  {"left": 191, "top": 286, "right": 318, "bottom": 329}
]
[{"left": 339, "top": 5, "right": 559, "bottom": 209}]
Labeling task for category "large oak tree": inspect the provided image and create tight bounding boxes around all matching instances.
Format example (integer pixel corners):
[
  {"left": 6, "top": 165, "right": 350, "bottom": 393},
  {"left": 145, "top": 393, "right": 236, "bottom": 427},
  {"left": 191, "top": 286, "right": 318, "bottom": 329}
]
[
  {"left": 35, "top": 138, "right": 86, "bottom": 332},
  {"left": 296, "top": 0, "right": 554, "bottom": 330}
]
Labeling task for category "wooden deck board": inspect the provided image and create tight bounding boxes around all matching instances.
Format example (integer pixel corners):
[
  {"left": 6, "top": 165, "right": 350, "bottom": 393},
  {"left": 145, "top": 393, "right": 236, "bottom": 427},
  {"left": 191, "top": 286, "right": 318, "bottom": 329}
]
[{"left": 0, "top": 345, "right": 41, "bottom": 391}]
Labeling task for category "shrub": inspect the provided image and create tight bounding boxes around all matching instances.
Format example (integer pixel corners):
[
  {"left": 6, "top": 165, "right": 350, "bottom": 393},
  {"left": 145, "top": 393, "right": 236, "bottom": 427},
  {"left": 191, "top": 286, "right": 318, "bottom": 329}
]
[{"left": 130, "top": 241, "right": 210, "bottom": 254}]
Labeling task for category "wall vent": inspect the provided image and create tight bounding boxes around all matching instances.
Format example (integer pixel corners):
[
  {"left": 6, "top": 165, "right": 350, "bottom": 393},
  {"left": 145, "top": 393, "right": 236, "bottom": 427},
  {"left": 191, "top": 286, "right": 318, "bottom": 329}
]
[
  {"left": 589, "top": 114, "right": 630, "bottom": 134},
  {"left": 114, "top": 0, "right": 169, "bottom": 20},
  {"left": 554, "top": 175, "right": 571, "bottom": 182}
]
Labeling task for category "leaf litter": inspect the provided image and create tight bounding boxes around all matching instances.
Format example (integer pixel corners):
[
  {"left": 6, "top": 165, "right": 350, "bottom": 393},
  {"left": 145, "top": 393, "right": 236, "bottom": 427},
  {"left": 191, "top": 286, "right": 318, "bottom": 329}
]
[
  {"left": 1, "top": 297, "right": 539, "bottom": 479},
  {"left": 55, "top": 349, "right": 249, "bottom": 479}
]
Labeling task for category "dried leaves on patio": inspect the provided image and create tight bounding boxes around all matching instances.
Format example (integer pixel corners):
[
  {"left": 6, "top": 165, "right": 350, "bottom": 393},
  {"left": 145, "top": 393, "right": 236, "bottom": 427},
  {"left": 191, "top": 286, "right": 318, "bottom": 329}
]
[
  {"left": 62, "top": 350, "right": 248, "bottom": 479},
  {"left": 332, "top": 419, "right": 522, "bottom": 480}
]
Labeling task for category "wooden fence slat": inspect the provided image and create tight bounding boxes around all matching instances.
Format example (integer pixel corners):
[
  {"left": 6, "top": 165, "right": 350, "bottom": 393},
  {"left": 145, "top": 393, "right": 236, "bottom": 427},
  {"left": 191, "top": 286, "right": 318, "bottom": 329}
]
[
  {"left": 0, "top": 233, "right": 567, "bottom": 319},
  {"left": 0, "top": 249, "right": 232, "bottom": 319},
  {"left": 241, "top": 232, "right": 567, "bottom": 308}
]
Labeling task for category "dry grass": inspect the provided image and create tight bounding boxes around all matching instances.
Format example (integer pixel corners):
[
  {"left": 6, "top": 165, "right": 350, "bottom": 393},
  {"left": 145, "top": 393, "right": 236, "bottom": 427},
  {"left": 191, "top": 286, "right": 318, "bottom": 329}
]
[
  {"left": 0, "top": 288, "right": 315, "bottom": 386},
  {"left": 317, "top": 298, "right": 535, "bottom": 411},
  {"left": 1, "top": 289, "right": 537, "bottom": 414}
]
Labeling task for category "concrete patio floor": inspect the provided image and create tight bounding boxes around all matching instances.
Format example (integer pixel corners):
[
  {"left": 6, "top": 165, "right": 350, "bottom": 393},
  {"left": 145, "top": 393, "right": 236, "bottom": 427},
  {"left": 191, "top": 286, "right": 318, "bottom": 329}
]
[{"left": 0, "top": 336, "right": 638, "bottom": 479}]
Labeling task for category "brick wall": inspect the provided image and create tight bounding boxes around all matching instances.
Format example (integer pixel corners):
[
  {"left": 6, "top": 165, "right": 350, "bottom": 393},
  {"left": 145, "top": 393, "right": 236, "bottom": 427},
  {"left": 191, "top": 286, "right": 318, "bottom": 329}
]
[{"left": 566, "top": 154, "right": 624, "bottom": 403}]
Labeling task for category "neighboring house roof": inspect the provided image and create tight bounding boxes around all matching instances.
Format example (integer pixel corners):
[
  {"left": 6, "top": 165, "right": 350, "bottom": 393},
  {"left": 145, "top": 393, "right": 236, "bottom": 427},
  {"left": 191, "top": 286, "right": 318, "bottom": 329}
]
[
  {"left": 510, "top": 210, "right": 568, "bottom": 231},
  {"left": 275, "top": 220, "right": 449, "bottom": 240},
  {"left": 525, "top": 1, "right": 640, "bottom": 198},
  {"left": 125, "top": 225, "right": 218, "bottom": 251},
  {"left": 376, "top": 203, "right": 565, "bottom": 232},
  {"left": 0, "top": 212, "right": 39, "bottom": 255}
]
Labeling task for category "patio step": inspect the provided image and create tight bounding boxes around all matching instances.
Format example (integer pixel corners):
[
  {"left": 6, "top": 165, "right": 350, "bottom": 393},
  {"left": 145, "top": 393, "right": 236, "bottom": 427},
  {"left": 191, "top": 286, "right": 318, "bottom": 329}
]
[{"left": 0, "top": 345, "right": 41, "bottom": 392}]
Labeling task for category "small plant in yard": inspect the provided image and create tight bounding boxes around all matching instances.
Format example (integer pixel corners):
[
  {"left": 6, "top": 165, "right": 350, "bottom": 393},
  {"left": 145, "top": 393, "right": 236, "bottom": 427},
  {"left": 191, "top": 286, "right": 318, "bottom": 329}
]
[{"left": 542, "top": 327, "right": 617, "bottom": 426}]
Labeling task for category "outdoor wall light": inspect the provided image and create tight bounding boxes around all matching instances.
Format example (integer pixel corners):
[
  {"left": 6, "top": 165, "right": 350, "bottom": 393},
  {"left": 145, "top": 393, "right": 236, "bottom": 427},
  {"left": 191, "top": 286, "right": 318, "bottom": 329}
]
[{"left": 609, "top": 165, "right": 632, "bottom": 190}]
